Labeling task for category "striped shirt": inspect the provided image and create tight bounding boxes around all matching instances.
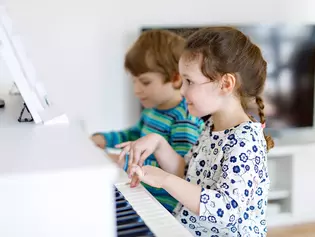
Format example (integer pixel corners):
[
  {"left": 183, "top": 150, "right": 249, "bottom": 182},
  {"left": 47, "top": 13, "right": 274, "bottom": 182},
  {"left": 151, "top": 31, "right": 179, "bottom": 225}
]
[{"left": 101, "top": 98, "right": 204, "bottom": 212}]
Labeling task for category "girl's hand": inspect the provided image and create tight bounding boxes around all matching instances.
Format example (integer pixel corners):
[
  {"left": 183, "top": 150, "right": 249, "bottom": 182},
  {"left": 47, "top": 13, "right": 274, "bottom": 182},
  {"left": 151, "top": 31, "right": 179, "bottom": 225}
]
[
  {"left": 129, "top": 165, "right": 170, "bottom": 189},
  {"left": 115, "top": 133, "right": 162, "bottom": 168}
]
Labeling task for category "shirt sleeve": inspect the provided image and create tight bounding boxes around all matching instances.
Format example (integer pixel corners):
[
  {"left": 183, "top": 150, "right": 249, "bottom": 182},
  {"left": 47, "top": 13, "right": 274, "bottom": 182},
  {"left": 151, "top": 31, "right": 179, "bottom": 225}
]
[
  {"left": 199, "top": 139, "right": 268, "bottom": 226},
  {"left": 170, "top": 120, "right": 202, "bottom": 158},
  {"left": 98, "top": 119, "right": 142, "bottom": 148}
]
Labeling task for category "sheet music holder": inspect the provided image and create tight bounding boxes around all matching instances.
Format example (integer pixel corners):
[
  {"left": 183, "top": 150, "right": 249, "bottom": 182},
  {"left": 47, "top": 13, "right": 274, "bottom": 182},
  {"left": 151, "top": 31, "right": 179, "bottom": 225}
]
[{"left": 0, "top": 7, "right": 68, "bottom": 125}]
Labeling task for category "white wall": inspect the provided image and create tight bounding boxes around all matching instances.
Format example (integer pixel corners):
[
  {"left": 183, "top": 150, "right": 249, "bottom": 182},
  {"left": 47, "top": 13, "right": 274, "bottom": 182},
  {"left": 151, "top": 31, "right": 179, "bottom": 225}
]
[{"left": 0, "top": 0, "right": 314, "bottom": 134}]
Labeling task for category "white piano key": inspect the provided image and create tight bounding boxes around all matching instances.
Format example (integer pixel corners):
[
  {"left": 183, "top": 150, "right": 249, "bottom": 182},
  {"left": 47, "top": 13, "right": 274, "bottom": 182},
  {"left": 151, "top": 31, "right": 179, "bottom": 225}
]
[{"left": 115, "top": 180, "right": 192, "bottom": 237}]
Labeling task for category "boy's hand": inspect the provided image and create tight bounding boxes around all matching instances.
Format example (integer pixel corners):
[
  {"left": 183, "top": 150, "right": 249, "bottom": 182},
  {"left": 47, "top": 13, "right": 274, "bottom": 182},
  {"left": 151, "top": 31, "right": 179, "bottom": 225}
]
[
  {"left": 129, "top": 165, "right": 170, "bottom": 189},
  {"left": 91, "top": 134, "right": 107, "bottom": 149},
  {"left": 115, "top": 133, "right": 162, "bottom": 168}
]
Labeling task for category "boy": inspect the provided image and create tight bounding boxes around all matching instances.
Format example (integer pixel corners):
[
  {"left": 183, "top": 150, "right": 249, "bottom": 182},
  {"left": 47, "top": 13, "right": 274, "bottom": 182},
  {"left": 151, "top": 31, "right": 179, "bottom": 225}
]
[{"left": 91, "top": 30, "right": 204, "bottom": 212}]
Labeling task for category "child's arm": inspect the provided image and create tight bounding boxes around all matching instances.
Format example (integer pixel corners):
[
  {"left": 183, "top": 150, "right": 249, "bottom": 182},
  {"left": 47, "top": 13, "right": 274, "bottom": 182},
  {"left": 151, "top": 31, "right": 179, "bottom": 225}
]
[
  {"left": 133, "top": 142, "right": 265, "bottom": 221},
  {"left": 94, "top": 119, "right": 143, "bottom": 149}
]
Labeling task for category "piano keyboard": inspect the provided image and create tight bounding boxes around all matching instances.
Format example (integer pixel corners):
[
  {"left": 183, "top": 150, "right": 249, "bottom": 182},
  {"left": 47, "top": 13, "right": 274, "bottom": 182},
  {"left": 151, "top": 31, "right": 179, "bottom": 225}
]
[
  {"left": 115, "top": 187, "right": 154, "bottom": 237},
  {"left": 115, "top": 171, "right": 192, "bottom": 237}
]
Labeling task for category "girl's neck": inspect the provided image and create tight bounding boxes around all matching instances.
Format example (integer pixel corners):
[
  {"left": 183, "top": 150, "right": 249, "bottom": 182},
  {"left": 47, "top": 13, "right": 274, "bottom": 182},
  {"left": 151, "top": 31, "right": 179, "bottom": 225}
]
[{"left": 211, "top": 100, "right": 250, "bottom": 132}]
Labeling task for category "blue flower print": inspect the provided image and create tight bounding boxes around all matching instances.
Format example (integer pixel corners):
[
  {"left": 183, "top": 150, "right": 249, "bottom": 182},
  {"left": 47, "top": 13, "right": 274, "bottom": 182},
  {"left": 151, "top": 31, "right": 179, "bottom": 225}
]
[
  {"left": 248, "top": 180, "right": 253, "bottom": 187},
  {"left": 195, "top": 231, "right": 201, "bottom": 236},
  {"left": 211, "top": 143, "right": 215, "bottom": 149},
  {"left": 233, "top": 165, "right": 240, "bottom": 173},
  {"left": 231, "top": 226, "right": 237, "bottom": 233},
  {"left": 199, "top": 216, "right": 206, "bottom": 221},
  {"left": 254, "top": 165, "right": 259, "bottom": 173},
  {"left": 208, "top": 215, "right": 217, "bottom": 223},
  {"left": 258, "top": 199, "right": 263, "bottom": 209},
  {"left": 254, "top": 226, "right": 259, "bottom": 234},
  {"left": 238, "top": 218, "right": 242, "bottom": 224},
  {"left": 222, "top": 165, "right": 229, "bottom": 172},
  {"left": 217, "top": 208, "right": 224, "bottom": 217},
  {"left": 212, "top": 164, "right": 218, "bottom": 170},
  {"left": 230, "top": 156, "right": 237, "bottom": 163},
  {"left": 231, "top": 179, "right": 236, "bottom": 184},
  {"left": 228, "top": 134, "right": 235, "bottom": 140},
  {"left": 224, "top": 129, "right": 229, "bottom": 134},
  {"left": 181, "top": 218, "right": 187, "bottom": 224},
  {"left": 260, "top": 219, "right": 266, "bottom": 225},
  {"left": 244, "top": 125, "right": 250, "bottom": 130},
  {"left": 183, "top": 210, "right": 188, "bottom": 216},
  {"left": 215, "top": 193, "right": 221, "bottom": 198},
  {"left": 200, "top": 193, "right": 210, "bottom": 204},
  {"left": 240, "top": 153, "right": 248, "bottom": 162},
  {"left": 255, "top": 156, "right": 261, "bottom": 164},
  {"left": 189, "top": 216, "right": 196, "bottom": 223},
  {"left": 256, "top": 187, "right": 263, "bottom": 196},
  {"left": 189, "top": 224, "right": 195, "bottom": 229},
  {"left": 221, "top": 183, "right": 229, "bottom": 189},
  {"left": 244, "top": 212, "right": 249, "bottom": 220},
  {"left": 250, "top": 205, "right": 255, "bottom": 210},
  {"left": 252, "top": 145, "right": 258, "bottom": 152},
  {"left": 240, "top": 141, "right": 246, "bottom": 147},
  {"left": 222, "top": 145, "right": 231, "bottom": 153},
  {"left": 229, "top": 214, "right": 235, "bottom": 222},
  {"left": 218, "top": 139, "right": 223, "bottom": 146},
  {"left": 186, "top": 177, "right": 190, "bottom": 182},
  {"left": 199, "top": 160, "right": 205, "bottom": 167},
  {"left": 226, "top": 203, "right": 231, "bottom": 209},
  {"left": 259, "top": 170, "right": 263, "bottom": 178},
  {"left": 211, "top": 227, "right": 219, "bottom": 233},
  {"left": 245, "top": 165, "right": 250, "bottom": 171},
  {"left": 213, "top": 148, "right": 218, "bottom": 155},
  {"left": 231, "top": 200, "right": 238, "bottom": 208},
  {"left": 245, "top": 189, "right": 249, "bottom": 196},
  {"left": 223, "top": 172, "right": 228, "bottom": 179},
  {"left": 213, "top": 135, "right": 219, "bottom": 140}
]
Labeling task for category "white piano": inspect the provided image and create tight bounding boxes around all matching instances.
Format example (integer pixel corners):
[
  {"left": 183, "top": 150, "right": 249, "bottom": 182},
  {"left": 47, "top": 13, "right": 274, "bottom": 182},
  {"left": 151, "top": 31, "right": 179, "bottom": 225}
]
[{"left": 0, "top": 121, "right": 192, "bottom": 237}]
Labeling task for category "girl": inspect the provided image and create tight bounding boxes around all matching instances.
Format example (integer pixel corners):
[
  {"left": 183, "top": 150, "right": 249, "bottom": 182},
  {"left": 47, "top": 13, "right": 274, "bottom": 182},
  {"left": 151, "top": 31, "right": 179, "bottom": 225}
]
[{"left": 117, "top": 27, "right": 274, "bottom": 237}]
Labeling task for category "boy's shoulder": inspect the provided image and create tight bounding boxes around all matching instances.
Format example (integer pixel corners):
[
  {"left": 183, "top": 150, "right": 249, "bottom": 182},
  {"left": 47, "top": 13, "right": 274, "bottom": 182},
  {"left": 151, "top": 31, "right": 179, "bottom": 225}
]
[{"left": 164, "top": 98, "right": 204, "bottom": 126}]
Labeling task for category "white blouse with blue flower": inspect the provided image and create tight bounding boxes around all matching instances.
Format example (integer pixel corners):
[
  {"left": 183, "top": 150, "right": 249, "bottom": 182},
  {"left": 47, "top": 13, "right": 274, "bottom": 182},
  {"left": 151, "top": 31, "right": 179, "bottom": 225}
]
[{"left": 173, "top": 120, "right": 270, "bottom": 237}]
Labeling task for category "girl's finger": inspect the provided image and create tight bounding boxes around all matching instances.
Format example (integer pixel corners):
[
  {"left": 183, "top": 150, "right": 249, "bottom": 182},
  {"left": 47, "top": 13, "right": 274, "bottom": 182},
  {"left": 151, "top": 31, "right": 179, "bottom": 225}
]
[{"left": 115, "top": 141, "right": 131, "bottom": 148}]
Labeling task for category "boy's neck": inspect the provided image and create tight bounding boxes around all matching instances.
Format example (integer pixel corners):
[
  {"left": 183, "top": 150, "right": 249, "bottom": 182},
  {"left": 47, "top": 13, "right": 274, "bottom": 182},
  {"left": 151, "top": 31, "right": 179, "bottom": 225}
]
[
  {"left": 156, "top": 92, "right": 182, "bottom": 110},
  {"left": 211, "top": 99, "right": 250, "bottom": 132}
]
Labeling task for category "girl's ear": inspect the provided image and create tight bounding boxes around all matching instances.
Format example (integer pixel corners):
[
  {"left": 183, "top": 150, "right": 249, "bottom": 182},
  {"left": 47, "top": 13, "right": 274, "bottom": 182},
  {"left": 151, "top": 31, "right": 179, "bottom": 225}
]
[
  {"left": 220, "top": 73, "right": 236, "bottom": 94},
  {"left": 171, "top": 73, "right": 182, "bottom": 89}
]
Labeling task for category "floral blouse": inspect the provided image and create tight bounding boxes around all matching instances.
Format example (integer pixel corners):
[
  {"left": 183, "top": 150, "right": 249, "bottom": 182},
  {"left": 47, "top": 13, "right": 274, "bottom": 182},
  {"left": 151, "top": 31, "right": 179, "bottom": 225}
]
[{"left": 173, "top": 120, "right": 270, "bottom": 237}]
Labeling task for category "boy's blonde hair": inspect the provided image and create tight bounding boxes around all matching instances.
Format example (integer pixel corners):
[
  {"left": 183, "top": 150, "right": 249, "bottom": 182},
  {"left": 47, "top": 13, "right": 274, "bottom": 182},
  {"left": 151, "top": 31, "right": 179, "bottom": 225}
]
[{"left": 124, "top": 30, "right": 185, "bottom": 87}]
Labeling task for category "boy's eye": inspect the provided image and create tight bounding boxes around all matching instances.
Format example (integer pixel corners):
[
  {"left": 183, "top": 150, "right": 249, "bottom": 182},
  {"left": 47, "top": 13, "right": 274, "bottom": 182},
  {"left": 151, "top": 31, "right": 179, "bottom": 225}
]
[{"left": 141, "top": 81, "right": 151, "bottom": 86}]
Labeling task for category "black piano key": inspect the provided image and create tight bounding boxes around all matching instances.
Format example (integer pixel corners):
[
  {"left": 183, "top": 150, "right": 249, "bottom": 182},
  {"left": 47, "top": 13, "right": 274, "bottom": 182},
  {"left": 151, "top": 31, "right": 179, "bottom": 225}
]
[
  {"left": 115, "top": 187, "right": 155, "bottom": 237},
  {"left": 117, "top": 226, "right": 154, "bottom": 237},
  {"left": 116, "top": 209, "right": 137, "bottom": 218},
  {"left": 117, "top": 214, "right": 141, "bottom": 225}
]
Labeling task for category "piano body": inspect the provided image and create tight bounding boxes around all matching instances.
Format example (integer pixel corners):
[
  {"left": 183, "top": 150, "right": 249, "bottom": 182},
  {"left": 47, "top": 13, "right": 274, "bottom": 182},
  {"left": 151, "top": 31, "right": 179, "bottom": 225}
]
[{"left": 0, "top": 125, "right": 192, "bottom": 237}]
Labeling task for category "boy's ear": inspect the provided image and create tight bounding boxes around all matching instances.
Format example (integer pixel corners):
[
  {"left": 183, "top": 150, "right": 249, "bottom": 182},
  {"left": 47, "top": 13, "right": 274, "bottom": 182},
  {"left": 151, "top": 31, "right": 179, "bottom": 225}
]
[{"left": 171, "top": 73, "right": 182, "bottom": 89}]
